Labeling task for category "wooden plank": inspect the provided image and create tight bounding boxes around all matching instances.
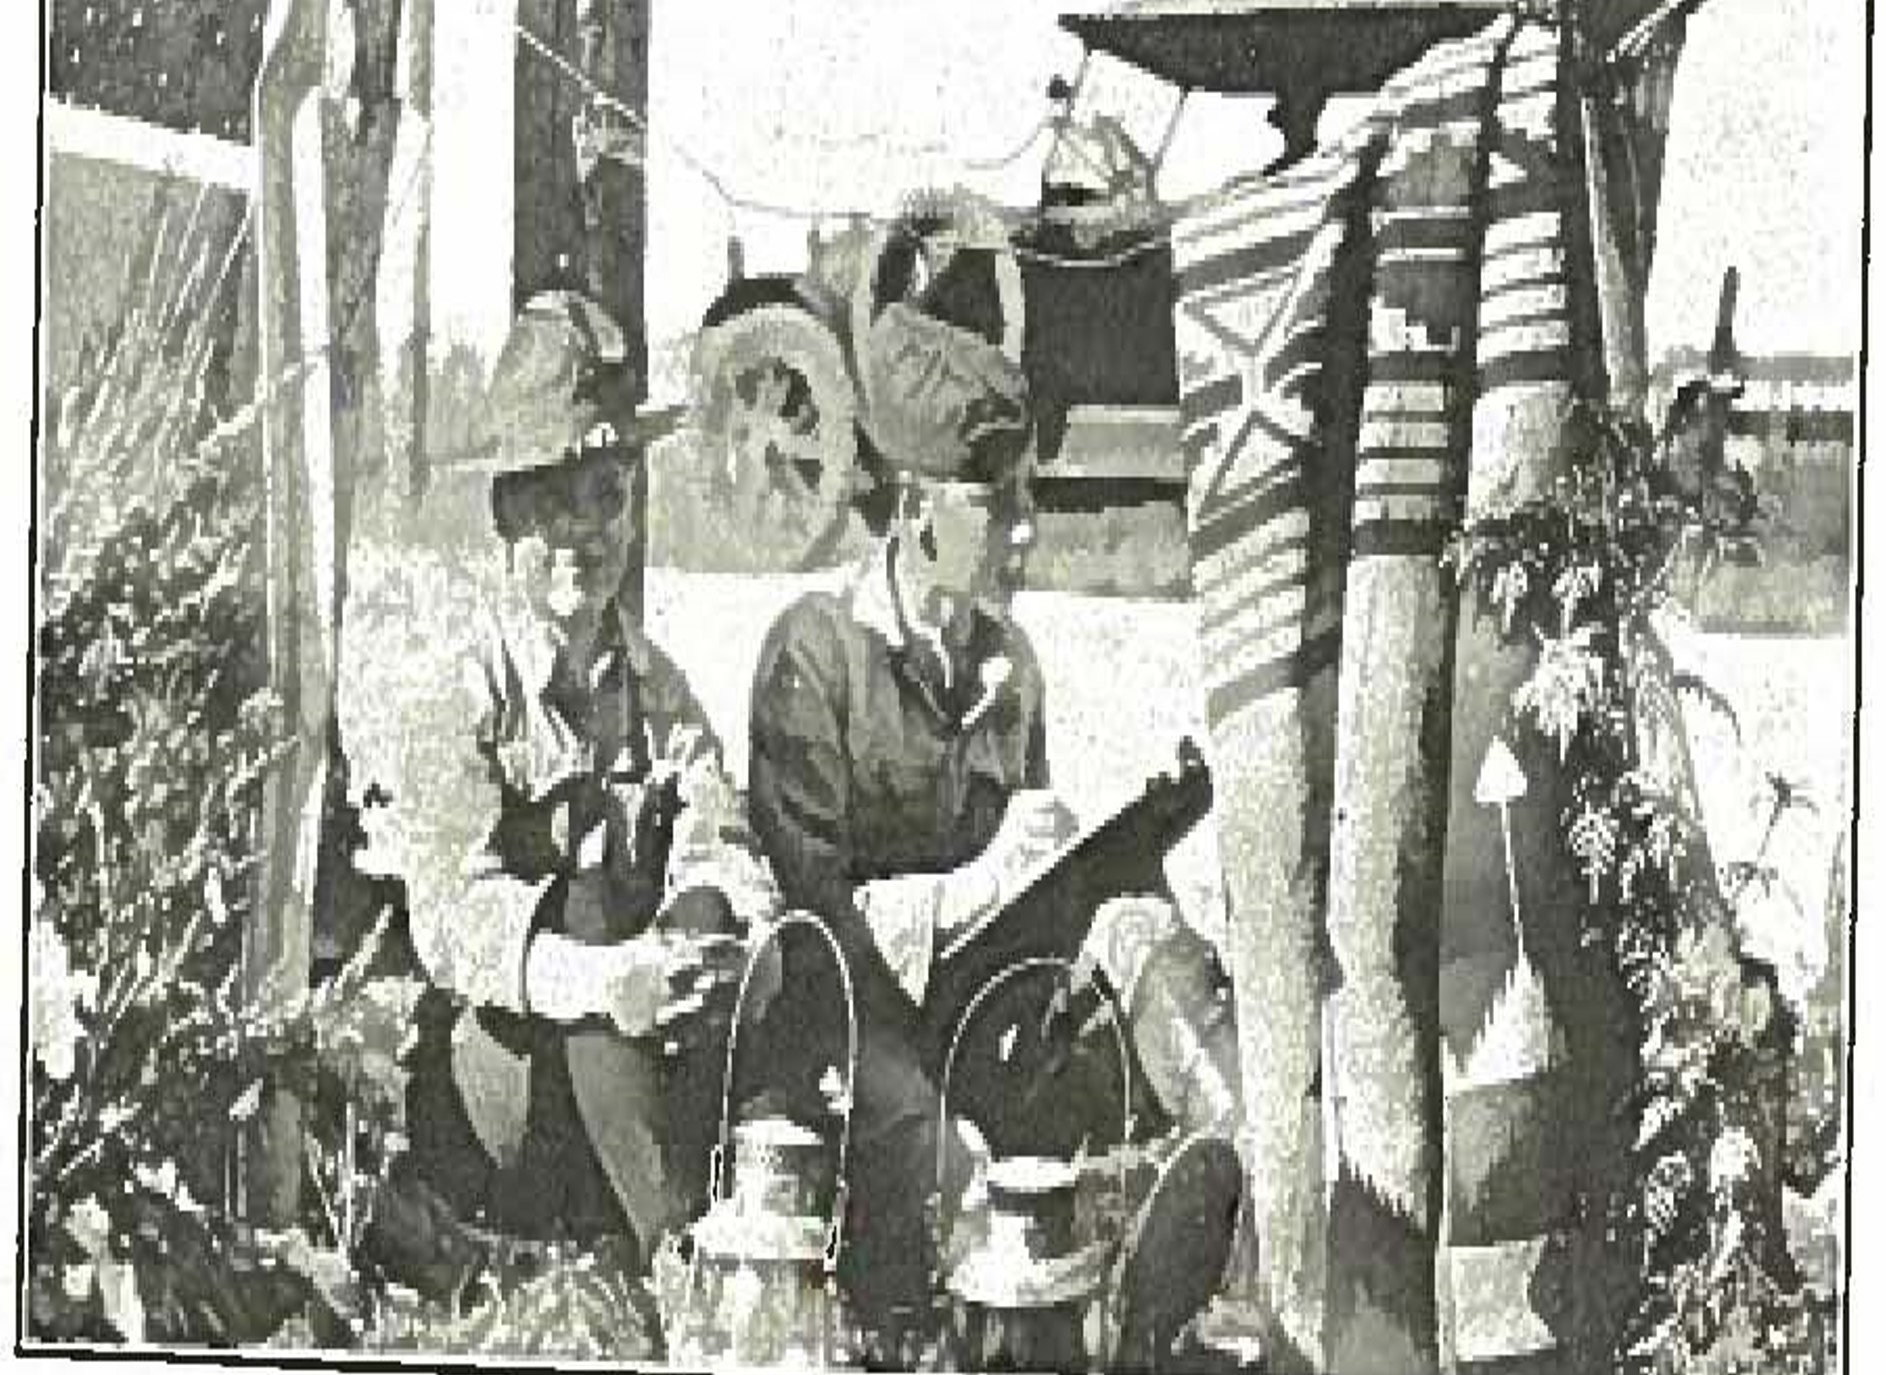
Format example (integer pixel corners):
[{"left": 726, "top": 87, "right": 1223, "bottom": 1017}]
[
  {"left": 250, "top": 0, "right": 328, "bottom": 1229},
  {"left": 1047, "top": 405, "right": 1187, "bottom": 483},
  {"left": 43, "top": 98, "right": 252, "bottom": 191}
]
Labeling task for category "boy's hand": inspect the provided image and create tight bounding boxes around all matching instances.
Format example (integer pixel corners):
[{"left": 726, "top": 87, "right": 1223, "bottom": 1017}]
[
  {"left": 986, "top": 789, "right": 1079, "bottom": 888},
  {"left": 596, "top": 933, "right": 735, "bottom": 1040}
]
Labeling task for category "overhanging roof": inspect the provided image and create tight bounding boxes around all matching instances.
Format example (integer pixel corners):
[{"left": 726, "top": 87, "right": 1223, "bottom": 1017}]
[
  {"left": 1059, "top": 0, "right": 1686, "bottom": 91},
  {"left": 1059, "top": 1, "right": 1512, "bottom": 93}
]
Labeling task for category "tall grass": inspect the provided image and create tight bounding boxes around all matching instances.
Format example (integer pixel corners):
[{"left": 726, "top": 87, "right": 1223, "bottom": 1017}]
[{"left": 30, "top": 176, "right": 332, "bottom": 1345}]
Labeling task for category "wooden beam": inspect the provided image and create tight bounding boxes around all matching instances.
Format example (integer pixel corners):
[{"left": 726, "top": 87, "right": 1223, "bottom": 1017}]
[
  {"left": 512, "top": 0, "right": 651, "bottom": 620},
  {"left": 249, "top": 0, "right": 328, "bottom": 1230},
  {"left": 1046, "top": 405, "right": 1187, "bottom": 484},
  {"left": 43, "top": 99, "right": 252, "bottom": 191}
]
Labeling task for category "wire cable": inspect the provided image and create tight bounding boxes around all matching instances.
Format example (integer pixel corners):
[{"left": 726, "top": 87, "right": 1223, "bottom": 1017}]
[{"left": 514, "top": 16, "right": 1201, "bottom": 270}]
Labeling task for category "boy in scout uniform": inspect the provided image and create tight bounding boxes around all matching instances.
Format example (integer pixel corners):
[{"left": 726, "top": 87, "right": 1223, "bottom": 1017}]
[
  {"left": 354, "top": 292, "right": 776, "bottom": 1288},
  {"left": 747, "top": 224, "right": 1242, "bottom": 1343}
]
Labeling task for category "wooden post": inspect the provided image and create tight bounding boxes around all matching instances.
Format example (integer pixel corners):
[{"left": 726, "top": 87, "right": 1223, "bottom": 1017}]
[
  {"left": 384, "top": 0, "right": 434, "bottom": 502},
  {"left": 255, "top": 0, "right": 652, "bottom": 1230},
  {"left": 1577, "top": 3, "right": 1692, "bottom": 416},
  {"left": 251, "top": 0, "right": 330, "bottom": 1228},
  {"left": 514, "top": 0, "right": 651, "bottom": 620},
  {"left": 250, "top": 0, "right": 433, "bottom": 1222}
]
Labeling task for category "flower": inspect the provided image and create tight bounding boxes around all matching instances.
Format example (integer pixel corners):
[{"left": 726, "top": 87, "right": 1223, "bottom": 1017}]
[
  {"left": 1669, "top": 922, "right": 1742, "bottom": 1029},
  {"left": 133, "top": 1157, "right": 205, "bottom": 1214},
  {"left": 1709, "top": 1127, "right": 1760, "bottom": 1195},
  {"left": 960, "top": 655, "right": 1015, "bottom": 733},
  {"left": 64, "top": 1196, "right": 111, "bottom": 1258},
  {"left": 230, "top": 1079, "right": 263, "bottom": 1122},
  {"left": 1513, "top": 624, "right": 1604, "bottom": 760}
]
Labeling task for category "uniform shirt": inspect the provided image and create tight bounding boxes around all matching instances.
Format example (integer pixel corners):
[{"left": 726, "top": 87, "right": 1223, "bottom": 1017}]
[
  {"left": 747, "top": 541, "right": 1048, "bottom": 1015},
  {"left": 363, "top": 590, "right": 775, "bottom": 1016}
]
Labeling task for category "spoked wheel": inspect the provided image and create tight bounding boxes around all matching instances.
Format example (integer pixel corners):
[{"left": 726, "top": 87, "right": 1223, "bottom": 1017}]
[{"left": 690, "top": 304, "right": 858, "bottom": 572}]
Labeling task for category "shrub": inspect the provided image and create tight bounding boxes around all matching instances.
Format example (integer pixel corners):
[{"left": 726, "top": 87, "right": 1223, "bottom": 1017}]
[{"left": 29, "top": 179, "right": 418, "bottom": 1346}]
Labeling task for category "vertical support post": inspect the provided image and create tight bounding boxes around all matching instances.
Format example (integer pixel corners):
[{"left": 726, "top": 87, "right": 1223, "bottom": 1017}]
[
  {"left": 1580, "top": 81, "right": 1650, "bottom": 411},
  {"left": 513, "top": 0, "right": 651, "bottom": 623},
  {"left": 251, "top": 0, "right": 330, "bottom": 1228},
  {"left": 382, "top": 0, "right": 434, "bottom": 502},
  {"left": 1576, "top": 7, "right": 1690, "bottom": 419},
  {"left": 609, "top": 0, "right": 652, "bottom": 627}
]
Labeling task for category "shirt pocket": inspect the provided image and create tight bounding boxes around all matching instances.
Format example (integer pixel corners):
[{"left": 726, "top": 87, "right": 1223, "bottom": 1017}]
[{"left": 960, "top": 708, "right": 1029, "bottom": 794}]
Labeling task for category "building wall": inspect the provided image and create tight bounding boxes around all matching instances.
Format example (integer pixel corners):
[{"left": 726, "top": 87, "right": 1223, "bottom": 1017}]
[
  {"left": 40, "top": 143, "right": 249, "bottom": 402},
  {"left": 47, "top": 0, "right": 270, "bottom": 142}
]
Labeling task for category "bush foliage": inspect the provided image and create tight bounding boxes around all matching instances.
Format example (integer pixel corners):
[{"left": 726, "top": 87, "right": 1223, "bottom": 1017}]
[
  {"left": 1445, "top": 393, "right": 1839, "bottom": 1374},
  {"left": 29, "top": 184, "right": 419, "bottom": 1346}
]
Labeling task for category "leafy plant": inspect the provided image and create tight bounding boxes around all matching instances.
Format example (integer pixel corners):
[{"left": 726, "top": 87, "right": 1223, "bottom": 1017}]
[
  {"left": 1445, "top": 392, "right": 1836, "bottom": 1372},
  {"left": 365, "top": 1239, "right": 660, "bottom": 1362},
  {"left": 29, "top": 182, "right": 421, "bottom": 1347}
]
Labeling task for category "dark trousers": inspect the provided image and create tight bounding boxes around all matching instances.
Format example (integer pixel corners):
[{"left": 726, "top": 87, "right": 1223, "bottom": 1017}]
[
  {"left": 394, "top": 1003, "right": 694, "bottom": 1250},
  {"left": 381, "top": 893, "right": 736, "bottom": 1274}
]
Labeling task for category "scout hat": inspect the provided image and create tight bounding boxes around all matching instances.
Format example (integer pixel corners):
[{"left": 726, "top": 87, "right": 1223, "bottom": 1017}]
[
  {"left": 479, "top": 290, "right": 684, "bottom": 539},
  {"left": 850, "top": 211, "right": 1033, "bottom": 489}
]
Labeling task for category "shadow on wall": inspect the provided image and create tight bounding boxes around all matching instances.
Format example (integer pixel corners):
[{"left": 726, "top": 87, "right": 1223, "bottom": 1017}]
[{"left": 41, "top": 157, "right": 252, "bottom": 452}]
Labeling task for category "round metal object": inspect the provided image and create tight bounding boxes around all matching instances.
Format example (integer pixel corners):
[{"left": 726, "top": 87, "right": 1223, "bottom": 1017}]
[
  {"left": 689, "top": 304, "right": 858, "bottom": 571},
  {"left": 730, "top": 1116, "right": 836, "bottom": 1221},
  {"left": 984, "top": 1156, "right": 1080, "bottom": 1260},
  {"left": 661, "top": 915, "right": 861, "bottom": 1368}
]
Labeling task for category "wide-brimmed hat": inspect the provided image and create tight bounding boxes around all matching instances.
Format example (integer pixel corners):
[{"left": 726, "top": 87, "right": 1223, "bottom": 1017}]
[
  {"left": 850, "top": 213, "right": 1033, "bottom": 488},
  {"left": 478, "top": 289, "right": 684, "bottom": 472},
  {"left": 477, "top": 291, "right": 684, "bottom": 538}
]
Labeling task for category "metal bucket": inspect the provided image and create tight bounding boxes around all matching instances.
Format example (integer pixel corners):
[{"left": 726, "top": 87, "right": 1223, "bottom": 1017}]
[
  {"left": 984, "top": 1156, "right": 1081, "bottom": 1260},
  {"left": 730, "top": 1115, "right": 837, "bottom": 1221},
  {"left": 662, "top": 914, "right": 860, "bottom": 1369}
]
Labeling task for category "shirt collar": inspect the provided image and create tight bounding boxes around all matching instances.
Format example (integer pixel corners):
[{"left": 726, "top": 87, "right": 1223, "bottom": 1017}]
[
  {"left": 844, "top": 538, "right": 971, "bottom": 662},
  {"left": 842, "top": 538, "right": 1019, "bottom": 728},
  {"left": 843, "top": 538, "right": 908, "bottom": 650}
]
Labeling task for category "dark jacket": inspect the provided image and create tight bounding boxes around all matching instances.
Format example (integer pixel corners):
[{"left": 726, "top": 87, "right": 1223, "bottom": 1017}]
[{"left": 747, "top": 542, "right": 1048, "bottom": 1035}]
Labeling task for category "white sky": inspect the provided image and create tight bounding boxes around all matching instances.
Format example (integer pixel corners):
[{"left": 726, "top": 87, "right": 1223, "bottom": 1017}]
[
  {"left": 642, "top": 0, "right": 1866, "bottom": 389},
  {"left": 1644, "top": 0, "right": 1866, "bottom": 359}
]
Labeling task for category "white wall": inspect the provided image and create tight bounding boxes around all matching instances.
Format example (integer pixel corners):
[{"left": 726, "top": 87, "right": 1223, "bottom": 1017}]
[
  {"left": 427, "top": 0, "right": 517, "bottom": 370},
  {"left": 1645, "top": 0, "right": 1865, "bottom": 358}
]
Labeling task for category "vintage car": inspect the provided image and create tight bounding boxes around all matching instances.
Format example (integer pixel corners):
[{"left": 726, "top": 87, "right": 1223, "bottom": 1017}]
[{"left": 683, "top": 0, "right": 1529, "bottom": 567}]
